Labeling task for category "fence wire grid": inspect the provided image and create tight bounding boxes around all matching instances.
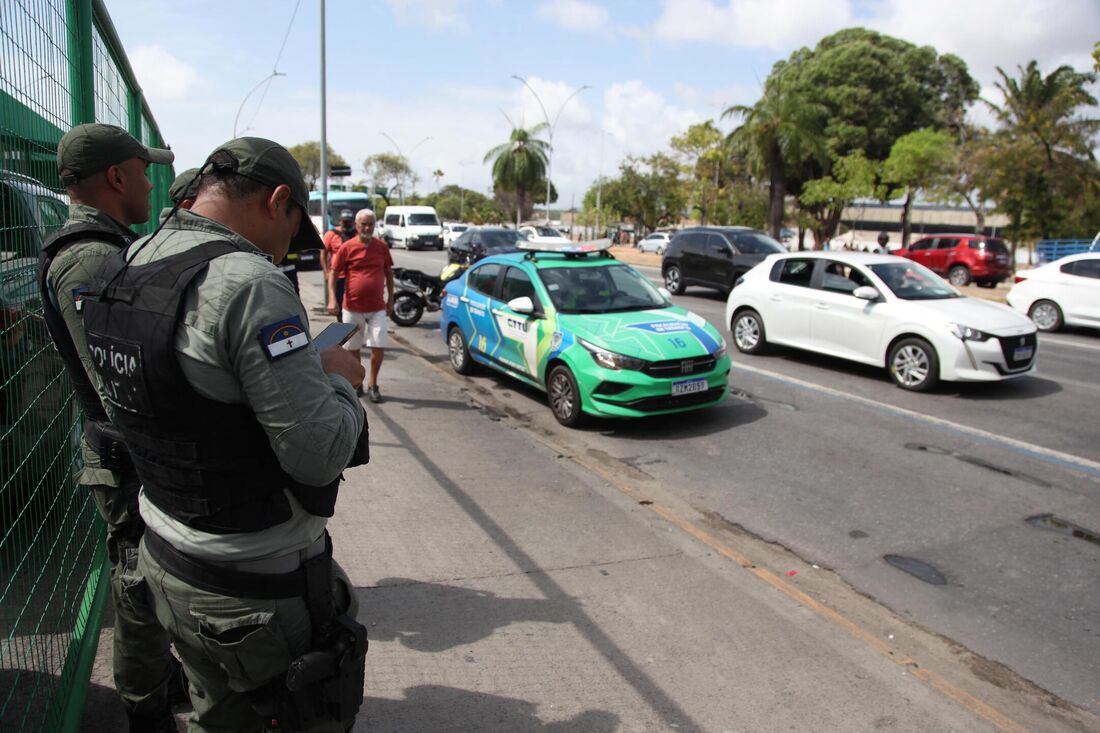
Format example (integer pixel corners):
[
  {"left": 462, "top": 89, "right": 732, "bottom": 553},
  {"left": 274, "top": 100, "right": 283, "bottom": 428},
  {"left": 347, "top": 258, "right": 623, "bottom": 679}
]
[{"left": 1, "top": 1, "right": 173, "bottom": 730}]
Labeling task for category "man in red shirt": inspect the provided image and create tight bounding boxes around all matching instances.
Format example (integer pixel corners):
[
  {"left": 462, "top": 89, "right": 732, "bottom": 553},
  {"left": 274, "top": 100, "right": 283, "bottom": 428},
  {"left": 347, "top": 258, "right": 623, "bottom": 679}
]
[
  {"left": 322, "top": 209, "right": 357, "bottom": 322},
  {"left": 328, "top": 209, "right": 394, "bottom": 402}
]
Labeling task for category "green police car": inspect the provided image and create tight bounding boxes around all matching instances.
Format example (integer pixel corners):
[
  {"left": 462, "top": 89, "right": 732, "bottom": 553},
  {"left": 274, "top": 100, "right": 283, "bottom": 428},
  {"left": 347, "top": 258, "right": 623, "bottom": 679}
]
[{"left": 440, "top": 241, "right": 731, "bottom": 426}]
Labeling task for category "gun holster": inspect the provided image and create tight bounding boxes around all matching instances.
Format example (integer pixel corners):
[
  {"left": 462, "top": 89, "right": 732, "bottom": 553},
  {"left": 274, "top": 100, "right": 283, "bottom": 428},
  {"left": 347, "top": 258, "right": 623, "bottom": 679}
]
[{"left": 84, "top": 419, "right": 132, "bottom": 473}]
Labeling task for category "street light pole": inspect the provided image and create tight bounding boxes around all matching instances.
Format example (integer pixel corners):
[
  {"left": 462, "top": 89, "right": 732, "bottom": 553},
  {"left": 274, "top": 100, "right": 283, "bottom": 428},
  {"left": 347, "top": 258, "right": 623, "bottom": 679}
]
[
  {"left": 379, "top": 132, "right": 431, "bottom": 205},
  {"left": 319, "top": 0, "right": 327, "bottom": 228},
  {"left": 233, "top": 71, "right": 286, "bottom": 137},
  {"left": 511, "top": 75, "right": 589, "bottom": 224}
]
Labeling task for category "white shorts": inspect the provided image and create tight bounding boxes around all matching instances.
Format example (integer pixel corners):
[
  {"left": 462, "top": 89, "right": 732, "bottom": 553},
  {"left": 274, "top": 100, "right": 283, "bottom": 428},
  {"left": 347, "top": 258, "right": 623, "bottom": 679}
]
[{"left": 343, "top": 310, "right": 388, "bottom": 349}]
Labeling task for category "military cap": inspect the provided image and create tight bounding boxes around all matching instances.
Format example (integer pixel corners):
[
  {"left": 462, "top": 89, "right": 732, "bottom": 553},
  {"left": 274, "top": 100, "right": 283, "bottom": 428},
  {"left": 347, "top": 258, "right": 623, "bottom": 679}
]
[
  {"left": 203, "top": 137, "right": 323, "bottom": 252},
  {"left": 169, "top": 168, "right": 201, "bottom": 204},
  {"left": 57, "top": 123, "right": 174, "bottom": 185}
]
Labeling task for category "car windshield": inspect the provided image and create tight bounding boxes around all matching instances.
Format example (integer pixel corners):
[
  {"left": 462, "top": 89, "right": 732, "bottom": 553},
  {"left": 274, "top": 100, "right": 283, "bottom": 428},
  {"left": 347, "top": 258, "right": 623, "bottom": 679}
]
[
  {"left": 734, "top": 232, "right": 786, "bottom": 254},
  {"left": 409, "top": 213, "right": 439, "bottom": 225},
  {"left": 869, "top": 261, "right": 961, "bottom": 300},
  {"left": 532, "top": 226, "right": 564, "bottom": 237},
  {"left": 450, "top": 225, "right": 468, "bottom": 233},
  {"left": 538, "top": 264, "right": 669, "bottom": 314},
  {"left": 481, "top": 230, "right": 523, "bottom": 251}
]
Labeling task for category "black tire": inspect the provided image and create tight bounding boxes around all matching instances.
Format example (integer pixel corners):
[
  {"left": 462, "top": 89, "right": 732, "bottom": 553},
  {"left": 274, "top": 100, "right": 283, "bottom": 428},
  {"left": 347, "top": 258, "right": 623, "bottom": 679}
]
[
  {"left": 664, "top": 264, "right": 685, "bottom": 295},
  {"left": 547, "top": 364, "right": 585, "bottom": 427},
  {"left": 888, "top": 337, "right": 939, "bottom": 392},
  {"left": 390, "top": 293, "right": 424, "bottom": 327},
  {"left": 447, "top": 326, "right": 474, "bottom": 375},
  {"left": 947, "top": 265, "right": 971, "bottom": 287},
  {"left": 731, "top": 309, "right": 768, "bottom": 355},
  {"left": 1028, "top": 299, "right": 1063, "bottom": 332}
]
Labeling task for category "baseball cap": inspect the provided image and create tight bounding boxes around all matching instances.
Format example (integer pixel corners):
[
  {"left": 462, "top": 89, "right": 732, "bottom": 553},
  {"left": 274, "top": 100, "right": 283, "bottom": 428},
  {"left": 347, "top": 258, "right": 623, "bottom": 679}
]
[
  {"left": 169, "top": 168, "right": 201, "bottom": 204},
  {"left": 57, "top": 123, "right": 174, "bottom": 184},
  {"left": 202, "top": 137, "right": 323, "bottom": 252},
  {"left": 339, "top": 209, "right": 355, "bottom": 221}
]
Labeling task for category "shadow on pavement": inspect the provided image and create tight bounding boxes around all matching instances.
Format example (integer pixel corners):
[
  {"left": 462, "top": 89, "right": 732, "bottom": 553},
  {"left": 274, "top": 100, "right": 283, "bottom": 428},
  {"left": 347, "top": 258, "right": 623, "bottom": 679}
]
[
  {"left": 363, "top": 578, "right": 571, "bottom": 653},
  {"left": 363, "top": 685, "right": 619, "bottom": 732}
]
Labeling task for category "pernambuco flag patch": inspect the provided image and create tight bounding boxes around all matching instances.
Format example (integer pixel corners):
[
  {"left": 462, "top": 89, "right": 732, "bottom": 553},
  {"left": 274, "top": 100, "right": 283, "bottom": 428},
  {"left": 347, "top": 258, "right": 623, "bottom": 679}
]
[{"left": 259, "top": 315, "right": 310, "bottom": 360}]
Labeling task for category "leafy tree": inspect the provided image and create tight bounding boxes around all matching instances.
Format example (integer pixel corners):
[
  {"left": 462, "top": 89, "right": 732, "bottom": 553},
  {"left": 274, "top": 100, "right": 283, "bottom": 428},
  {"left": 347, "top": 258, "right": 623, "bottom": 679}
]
[
  {"left": 983, "top": 61, "right": 1100, "bottom": 244},
  {"left": 421, "top": 184, "right": 503, "bottom": 223},
  {"left": 601, "top": 153, "right": 686, "bottom": 234},
  {"left": 364, "top": 152, "right": 416, "bottom": 204},
  {"left": 882, "top": 128, "right": 954, "bottom": 245},
  {"left": 287, "top": 142, "right": 347, "bottom": 190},
  {"left": 724, "top": 77, "right": 827, "bottom": 239},
  {"left": 670, "top": 121, "right": 727, "bottom": 225},
  {"left": 495, "top": 180, "right": 558, "bottom": 223},
  {"left": 484, "top": 123, "right": 550, "bottom": 225},
  {"left": 799, "top": 151, "right": 883, "bottom": 245},
  {"left": 926, "top": 127, "right": 996, "bottom": 235},
  {"left": 432, "top": 169, "right": 444, "bottom": 191}
]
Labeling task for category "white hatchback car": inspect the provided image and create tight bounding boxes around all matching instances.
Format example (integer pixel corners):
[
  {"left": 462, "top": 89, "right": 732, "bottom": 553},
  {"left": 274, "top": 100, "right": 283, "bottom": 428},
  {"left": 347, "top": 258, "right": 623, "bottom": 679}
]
[
  {"left": 1006, "top": 253, "right": 1100, "bottom": 332},
  {"left": 638, "top": 231, "right": 671, "bottom": 254},
  {"left": 725, "top": 252, "right": 1038, "bottom": 391}
]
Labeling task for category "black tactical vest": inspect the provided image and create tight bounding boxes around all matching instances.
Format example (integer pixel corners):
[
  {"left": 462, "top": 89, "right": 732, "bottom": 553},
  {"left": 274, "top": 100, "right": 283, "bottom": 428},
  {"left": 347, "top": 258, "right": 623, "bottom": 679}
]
[
  {"left": 39, "top": 222, "right": 133, "bottom": 423},
  {"left": 82, "top": 241, "right": 340, "bottom": 534}
]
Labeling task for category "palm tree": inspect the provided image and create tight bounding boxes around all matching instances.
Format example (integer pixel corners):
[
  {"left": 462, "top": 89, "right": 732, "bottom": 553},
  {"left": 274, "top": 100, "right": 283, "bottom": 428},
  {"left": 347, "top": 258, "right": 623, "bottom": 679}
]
[
  {"left": 723, "top": 78, "right": 825, "bottom": 241},
  {"left": 484, "top": 123, "right": 549, "bottom": 225}
]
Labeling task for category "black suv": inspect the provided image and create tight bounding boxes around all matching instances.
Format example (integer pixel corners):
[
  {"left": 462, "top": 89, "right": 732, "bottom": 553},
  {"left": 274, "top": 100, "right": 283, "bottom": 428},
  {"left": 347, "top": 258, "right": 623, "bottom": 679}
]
[{"left": 662, "top": 226, "right": 785, "bottom": 295}]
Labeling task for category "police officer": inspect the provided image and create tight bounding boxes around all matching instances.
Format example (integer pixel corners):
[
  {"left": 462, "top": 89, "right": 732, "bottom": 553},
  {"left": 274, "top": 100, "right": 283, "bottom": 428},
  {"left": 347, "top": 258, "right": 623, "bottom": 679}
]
[
  {"left": 40, "top": 123, "right": 184, "bottom": 732},
  {"left": 168, "top": 167, "right": 201, "bottom": 209},
  {"left": 83, "top": 137, "right": 369, "bottom": 732}
]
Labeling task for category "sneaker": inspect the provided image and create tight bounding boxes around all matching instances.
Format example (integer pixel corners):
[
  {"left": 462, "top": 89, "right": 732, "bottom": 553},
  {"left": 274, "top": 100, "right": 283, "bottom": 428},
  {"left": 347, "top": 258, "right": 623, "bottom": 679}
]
[{"left": 368, "top": 385, "right": 382, "bottom": 403}]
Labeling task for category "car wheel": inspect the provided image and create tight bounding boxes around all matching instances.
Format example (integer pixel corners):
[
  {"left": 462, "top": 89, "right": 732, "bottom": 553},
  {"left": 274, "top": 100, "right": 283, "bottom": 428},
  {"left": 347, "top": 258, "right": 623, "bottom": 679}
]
[
  {"left": 658, "top": 245, "right": 666, "bottom": 255},
  {"left": 948, "top": 265, "right": 971, "bottom": 287},
  {"left": 390, "top": 293, "right": 424, "bottom": 327},
  {"left": 976, "top": 280, "right": 997, "bottom": 289},
  {"left": 732, "top": 309, "right": 768, "bottom": 355},
  {"left": 448, "top": 326, "right": 474, "bottom": 375},
  {"left": 1028, "top": 299, "right": 1063, "bottom": 332},
  {"left": 888, "top": 337, "right": 939, "bottom": 392},
  {"left": 547, "top": 364, "right": 585, "bottom": 427},
  {"left": 664, "top": 265, "right": 684, "bottom": 295}
]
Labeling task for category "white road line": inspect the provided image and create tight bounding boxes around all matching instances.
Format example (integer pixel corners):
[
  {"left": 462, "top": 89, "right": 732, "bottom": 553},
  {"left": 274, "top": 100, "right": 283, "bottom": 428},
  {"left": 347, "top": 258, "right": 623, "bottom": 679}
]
[
  {"left": 1039, "top": 335, "right": 1100, "bottom": 353},
  {"left": 729, "top": 360, "right": 1100, "bottom": 477}
]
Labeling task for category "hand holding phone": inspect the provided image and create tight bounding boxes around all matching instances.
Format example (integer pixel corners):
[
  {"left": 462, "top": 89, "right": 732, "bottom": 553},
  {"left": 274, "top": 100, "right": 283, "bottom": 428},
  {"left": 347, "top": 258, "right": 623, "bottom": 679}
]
[{"left": 312, "top": 322, "right": 358, "bottom": 351}]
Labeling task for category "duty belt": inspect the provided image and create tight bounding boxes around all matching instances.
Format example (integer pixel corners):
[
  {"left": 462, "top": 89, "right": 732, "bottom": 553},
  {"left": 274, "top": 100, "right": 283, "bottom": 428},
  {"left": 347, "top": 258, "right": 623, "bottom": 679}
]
[{"left": 143, "top": 528, "right": 330, "bottom": 599}]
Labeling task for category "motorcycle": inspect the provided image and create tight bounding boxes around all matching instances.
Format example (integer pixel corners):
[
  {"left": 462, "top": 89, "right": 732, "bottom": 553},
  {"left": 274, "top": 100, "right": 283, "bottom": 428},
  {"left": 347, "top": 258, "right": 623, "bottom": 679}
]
[{"left": 390, "top": 262, "right": 469, "bottom": 327}]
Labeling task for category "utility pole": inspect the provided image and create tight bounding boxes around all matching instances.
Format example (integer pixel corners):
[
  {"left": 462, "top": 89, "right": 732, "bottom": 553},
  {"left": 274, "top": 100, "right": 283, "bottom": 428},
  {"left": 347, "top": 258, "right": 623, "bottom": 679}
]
[
  {"left": 595, "top": 129, "right": 605, "bottom": 240},
  {"left": 319, "top": 0, "right": 328, "bottom": 229}
]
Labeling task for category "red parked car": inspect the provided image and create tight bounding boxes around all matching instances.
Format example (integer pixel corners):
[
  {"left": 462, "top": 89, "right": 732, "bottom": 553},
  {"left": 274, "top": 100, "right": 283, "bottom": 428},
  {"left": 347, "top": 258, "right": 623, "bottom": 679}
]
[{"left": 896, "top": 234, "right": 1011, "bottom": 288}]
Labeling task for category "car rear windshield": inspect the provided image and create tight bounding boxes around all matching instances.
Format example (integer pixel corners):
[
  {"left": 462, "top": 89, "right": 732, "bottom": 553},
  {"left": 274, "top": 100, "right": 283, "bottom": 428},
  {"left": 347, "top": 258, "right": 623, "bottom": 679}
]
[
  {"left": 409, "top": 213, "right": 439, "bottom": 225},
  {"left": 734, "top": 232, "right": 785, "bottom": 254},
  {"left": 451, "top": 225, "right": 468, "bottom": 233},
  {"left": 969, "top": 238, "right": 1008, "bottom": 254},
  {"left": 482, "top": 230, "right": 524, "bottom": 251},
  {"left": 538, "top": 264, "right": 669, "bottom": 314},
  {"left": 868, "top": 261, "right": 960, "bottom": 300}
]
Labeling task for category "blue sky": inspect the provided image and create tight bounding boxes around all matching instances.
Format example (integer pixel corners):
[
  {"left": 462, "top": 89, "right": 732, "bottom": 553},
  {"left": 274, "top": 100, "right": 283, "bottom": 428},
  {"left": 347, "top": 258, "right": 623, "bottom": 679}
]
[{"left": 104, "top": 0, "right": 1098, "bottom": 209}]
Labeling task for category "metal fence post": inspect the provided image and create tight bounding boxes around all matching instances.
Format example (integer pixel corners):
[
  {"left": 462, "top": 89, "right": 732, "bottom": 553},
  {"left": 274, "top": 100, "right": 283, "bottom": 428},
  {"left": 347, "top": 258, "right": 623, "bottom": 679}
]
[{"left": 66, "top": 0, "right": 95, "bottom": 124}]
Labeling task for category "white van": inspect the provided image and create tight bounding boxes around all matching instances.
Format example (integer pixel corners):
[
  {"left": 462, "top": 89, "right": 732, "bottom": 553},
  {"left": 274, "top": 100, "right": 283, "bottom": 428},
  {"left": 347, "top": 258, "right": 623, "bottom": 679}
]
[{"left": 381, "top": 205, "right": 443, "bottom": 250}]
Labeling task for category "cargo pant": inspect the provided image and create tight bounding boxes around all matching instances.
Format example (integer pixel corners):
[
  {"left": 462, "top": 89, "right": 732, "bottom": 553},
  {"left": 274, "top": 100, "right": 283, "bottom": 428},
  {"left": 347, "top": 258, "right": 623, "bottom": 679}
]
[
  {"left": 137, "top": 539, "right": 357, "bottom": 733},
  {"left": 83, "top": 437, "right": 174, "bottom": 717}
]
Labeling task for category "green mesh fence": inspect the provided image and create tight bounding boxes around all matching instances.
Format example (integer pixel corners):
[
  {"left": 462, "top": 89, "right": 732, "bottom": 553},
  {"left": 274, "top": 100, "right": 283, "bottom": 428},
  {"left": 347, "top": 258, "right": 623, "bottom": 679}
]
[{"left": 0, "top": 1, "right": 172, "bottom": 729}]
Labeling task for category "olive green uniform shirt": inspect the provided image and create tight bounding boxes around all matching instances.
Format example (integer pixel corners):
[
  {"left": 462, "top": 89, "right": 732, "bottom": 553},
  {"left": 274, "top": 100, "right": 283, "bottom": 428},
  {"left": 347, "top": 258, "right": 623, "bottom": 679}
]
[
  {"left": 46, "top": 203, "right": 134, "bottom": 488},
  {"left": 122, "top": 209, "right": 363, "bottom": 561}
]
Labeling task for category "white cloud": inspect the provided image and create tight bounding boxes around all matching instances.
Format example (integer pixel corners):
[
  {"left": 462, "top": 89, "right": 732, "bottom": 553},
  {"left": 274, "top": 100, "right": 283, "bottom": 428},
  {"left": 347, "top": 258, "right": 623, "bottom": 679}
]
[
  {"left": 536, "top": 0, "right": 610, "bottom": 32},
  {"left": 602, "top": 81, "right": 701, "bottom": 155},
  {"left": 129, "top": 45, "right": 199, "bottom": 101},
  {"left": 868, "top": 0, "right": 1100, "bottom": 88},
  {"left": 653, "top": 0, "right": 854, "bottom": 50},
  {"left": 385, "top": 0, "right": 469, "bottom": 30}
]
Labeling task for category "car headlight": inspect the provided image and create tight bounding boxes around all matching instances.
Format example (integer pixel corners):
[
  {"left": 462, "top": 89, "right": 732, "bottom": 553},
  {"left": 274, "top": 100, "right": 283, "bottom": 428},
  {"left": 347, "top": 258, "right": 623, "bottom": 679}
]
[
  {"left": 578, "top": 338, "right": 647, "bottom": 371},
  {"left": 712, "top": 335, "right": 727, "bottom": 359},
  {"left": 947, "top": 322, "right": 992, "bottom": 341}
]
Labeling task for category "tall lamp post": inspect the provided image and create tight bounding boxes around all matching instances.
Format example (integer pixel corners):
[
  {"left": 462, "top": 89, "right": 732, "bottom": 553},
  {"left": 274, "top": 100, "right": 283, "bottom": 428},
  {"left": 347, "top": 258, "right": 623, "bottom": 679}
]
[
  {"left": 379, "top": 132, "right": 431, "bottom": 205},
  {"left": 233, "top": 71, "right": 286, "bottom": 137},
  {"left": 511, "top": 75, "right": 589, "bottom": 224}
]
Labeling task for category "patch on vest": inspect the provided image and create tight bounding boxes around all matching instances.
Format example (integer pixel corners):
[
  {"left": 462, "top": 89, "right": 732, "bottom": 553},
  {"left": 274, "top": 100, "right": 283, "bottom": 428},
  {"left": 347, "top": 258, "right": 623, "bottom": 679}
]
[
  {"left": 86, "top": 331, "right": 154, "bottom": 416},
  {"left": 259, "top": 315, "right": 310, "bottom": 360},
  {"left": 71, "top": 287, "right": 88, "bottom": 313}
]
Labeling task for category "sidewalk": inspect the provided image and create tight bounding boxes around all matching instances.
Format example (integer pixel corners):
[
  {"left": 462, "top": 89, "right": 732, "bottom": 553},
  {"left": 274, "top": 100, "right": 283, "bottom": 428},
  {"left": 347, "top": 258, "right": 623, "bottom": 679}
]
[{"left": 80, "top": 272, "right": 1064, "bottom": 732}]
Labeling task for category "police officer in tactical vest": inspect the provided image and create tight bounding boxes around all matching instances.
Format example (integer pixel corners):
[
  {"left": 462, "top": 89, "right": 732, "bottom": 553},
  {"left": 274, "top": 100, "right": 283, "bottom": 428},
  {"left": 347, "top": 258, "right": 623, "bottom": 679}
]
[
  {"left": 39, "top": 123, "right": 186, "bottom": 732},
  {"left": 83, "top": 137, "right": 370, "bottom": 732}
]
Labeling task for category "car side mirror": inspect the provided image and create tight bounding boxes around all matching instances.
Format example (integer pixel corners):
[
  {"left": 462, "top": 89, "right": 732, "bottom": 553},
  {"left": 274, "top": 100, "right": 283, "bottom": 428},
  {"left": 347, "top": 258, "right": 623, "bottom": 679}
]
[
  {"left": 508, "top": 296, "right": 535, "bottom": 314},
  {"left": 658, "top": 287, "right": 672, "bottom": 301},
  {"left": 853, "top": 286, "right": 882, "bottom": 301}
]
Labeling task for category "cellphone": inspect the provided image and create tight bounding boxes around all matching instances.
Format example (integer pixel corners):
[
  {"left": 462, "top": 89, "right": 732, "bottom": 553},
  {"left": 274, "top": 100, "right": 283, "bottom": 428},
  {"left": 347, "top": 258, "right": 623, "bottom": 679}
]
[{"left": 312, "top": 322, "right": 358, "bottom": 351}]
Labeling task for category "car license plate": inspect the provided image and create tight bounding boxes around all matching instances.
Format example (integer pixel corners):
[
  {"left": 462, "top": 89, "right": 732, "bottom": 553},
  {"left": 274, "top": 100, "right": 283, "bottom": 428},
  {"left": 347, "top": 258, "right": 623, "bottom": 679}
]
[
  {"left": 1014, "top": 346, "right": 1033, "bottom": 361},
  {"left": 672, "top": 377, "right": 707, "bottom": 396}
]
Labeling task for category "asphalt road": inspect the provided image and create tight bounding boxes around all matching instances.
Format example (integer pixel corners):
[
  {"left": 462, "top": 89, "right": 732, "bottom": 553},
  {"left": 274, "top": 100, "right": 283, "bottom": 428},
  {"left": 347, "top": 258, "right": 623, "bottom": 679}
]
[{"left": 376, "top": 247, "right": 1100, "bottom": 717}]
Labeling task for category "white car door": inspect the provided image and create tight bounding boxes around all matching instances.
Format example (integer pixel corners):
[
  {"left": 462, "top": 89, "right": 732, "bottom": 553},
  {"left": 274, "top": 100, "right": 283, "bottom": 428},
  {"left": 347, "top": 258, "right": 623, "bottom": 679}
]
[
  {"left": 1061, "top": 257, "right": 1100, "bottom": 327},
  {"left": 762, "top": 257, "right": 816, "bottom": 348},
  {"left": 808, "top": 261, "right": 889, "bottom": 364}
]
